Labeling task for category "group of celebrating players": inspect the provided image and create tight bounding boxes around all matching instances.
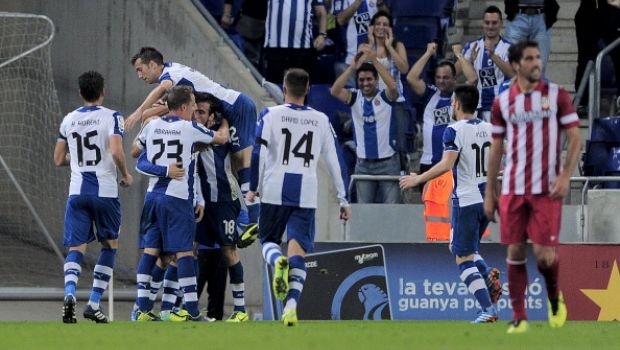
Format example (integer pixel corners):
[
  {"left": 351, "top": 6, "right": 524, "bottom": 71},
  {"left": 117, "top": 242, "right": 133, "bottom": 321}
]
[
  {"left": 55, "top": 34, "right": 580, "bottom": 332},
  {"left": 55, "top": 46, "right": 349, "bottom": 326}
]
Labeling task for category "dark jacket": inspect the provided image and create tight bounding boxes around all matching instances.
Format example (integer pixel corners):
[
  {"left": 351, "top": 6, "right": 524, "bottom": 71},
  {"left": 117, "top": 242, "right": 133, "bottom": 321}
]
[{"left": 504, "top": 0, "right": 560, "bottom": 29}]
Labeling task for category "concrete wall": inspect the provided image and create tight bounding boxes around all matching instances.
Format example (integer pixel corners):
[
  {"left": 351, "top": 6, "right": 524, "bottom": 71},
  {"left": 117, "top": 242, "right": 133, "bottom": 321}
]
[{"left": 347, "top": 204, "right": 583, "bottom": 244}]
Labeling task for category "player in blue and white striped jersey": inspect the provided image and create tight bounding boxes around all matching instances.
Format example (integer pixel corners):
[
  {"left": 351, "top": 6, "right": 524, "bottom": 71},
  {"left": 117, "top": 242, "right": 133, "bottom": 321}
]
[
  {"left": 400, "top": 85, "right": 500, "bottom": 324},
  {"left": 131, "top": 86, "right": 227, "bottom": 321},
  {"left": 54, "top": 71, "right": 133, "bottom": 324},
  {"left": 128, "top": 47, "right": 260, "bottom": 236},
  {"left": 459, "top": 6, "right": 514, "bottom": 121},
  {"left": 248, "top": 69, "right": 351, "bottom": 326}
]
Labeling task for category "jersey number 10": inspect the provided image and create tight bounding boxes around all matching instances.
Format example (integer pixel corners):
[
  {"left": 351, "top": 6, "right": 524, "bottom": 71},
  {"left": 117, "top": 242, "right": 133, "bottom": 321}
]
[{"left": 471, "top": 141, "right": 491, "bottom": 177}]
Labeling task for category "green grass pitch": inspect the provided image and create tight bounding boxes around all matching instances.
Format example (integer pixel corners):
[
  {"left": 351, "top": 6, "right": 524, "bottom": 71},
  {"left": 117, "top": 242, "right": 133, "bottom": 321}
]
[{"left": 0, "top": 321, "right": 618, "bottom": 350}]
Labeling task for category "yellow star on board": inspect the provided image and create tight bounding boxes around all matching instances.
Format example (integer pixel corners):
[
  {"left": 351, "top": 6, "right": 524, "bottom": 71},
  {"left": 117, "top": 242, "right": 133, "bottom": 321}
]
[{"left": 581, "top": 260, "right": 620, "bottom": 321}]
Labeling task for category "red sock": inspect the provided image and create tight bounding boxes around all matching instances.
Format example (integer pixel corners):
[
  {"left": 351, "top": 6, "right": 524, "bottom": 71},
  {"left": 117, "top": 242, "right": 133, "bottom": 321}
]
[
  {"left": 537, "top": 257, "right": 560, "bottom": 303},
  {"left": 508, "top": 261, "right": 528, "bottom": 321}
]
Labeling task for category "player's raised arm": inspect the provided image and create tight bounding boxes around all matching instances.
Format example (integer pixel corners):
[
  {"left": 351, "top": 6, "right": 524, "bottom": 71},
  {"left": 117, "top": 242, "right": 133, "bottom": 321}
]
[
  {"left": 127, "top": 80, "right": 172, "bottom": 129},
  {"left": 407, "top": 42, "right": 437, "bottom": 96}
]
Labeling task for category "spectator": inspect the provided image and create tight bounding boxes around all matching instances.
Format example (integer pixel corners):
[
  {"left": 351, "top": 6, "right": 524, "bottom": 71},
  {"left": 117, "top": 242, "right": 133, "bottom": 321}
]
[
  {"left": 222, "top": 0, "right": 268, "bottom": 70},
  {"left": 264, "top": 0, "right": 327, "bottom": 83},
  {"left": 333, "top": 0, "right": 388, "bottom": 86},
  {"left": 407, "top": 43, "right": 477, "bottom": 240},
  {"left": 503, "top": 0, "right": 560, "bottom": 75},
  {"left": 331, "top": 47, "right": 401, "bottom": 203},
  {"left": 575, "top": 1, "right": 620, "bottom": 108},
  {"left": 459, "top": 5, "right": 513, "bottom": 121},
  {"left": 365, "top": 11, "right": 408, "bottom": 96},
  {"left": 408, "top": 43, "right": 477, "bottom": 175},
  {"left": 364, "top": 10, "right": 410, "bottom": 171}
]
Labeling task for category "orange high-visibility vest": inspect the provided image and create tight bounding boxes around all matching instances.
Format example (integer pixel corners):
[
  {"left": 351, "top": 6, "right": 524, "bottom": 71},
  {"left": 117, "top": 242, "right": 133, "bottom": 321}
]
[{"left": 423, "top": 171, "right": 453, "bottom": 241}]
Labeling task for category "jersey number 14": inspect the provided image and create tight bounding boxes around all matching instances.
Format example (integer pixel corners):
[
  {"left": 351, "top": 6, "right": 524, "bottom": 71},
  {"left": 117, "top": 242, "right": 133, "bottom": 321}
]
[{"left": 281, "top": 128, "right": 314, "bottom": 168}]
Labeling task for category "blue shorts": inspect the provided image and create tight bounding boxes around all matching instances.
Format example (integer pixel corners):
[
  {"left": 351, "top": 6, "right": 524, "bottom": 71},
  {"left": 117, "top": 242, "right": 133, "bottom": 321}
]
[
  {"left": 63, "top": 195, "right": 120, "bottom": 247},
  {"left": 142, "top": 194, "right": 196, "bottom": 253},
  {"left": 225, "top": 93, "right": 257, "bottom": 153},
  {"left": 195, "top": 200, "right": 241, "bottom": 247},
  {"left": 259, "top": 203, "right": 316, "bottom": 253},
  {"left": 138, "top": 192, "right": 158, "bottom": 250},
  {"left": 450, "top": 202, "right": 489, "bottom": 256}
]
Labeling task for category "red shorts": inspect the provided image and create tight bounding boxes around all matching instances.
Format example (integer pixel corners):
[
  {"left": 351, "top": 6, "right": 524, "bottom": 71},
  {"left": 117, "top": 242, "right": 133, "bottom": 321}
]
[{"left": 499, "top": 194, "right": 562, "bottom": 246}]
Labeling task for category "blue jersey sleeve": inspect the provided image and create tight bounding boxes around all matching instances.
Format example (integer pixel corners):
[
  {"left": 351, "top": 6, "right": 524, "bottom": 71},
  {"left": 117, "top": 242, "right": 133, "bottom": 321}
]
[
  {"left": 112, "top": 112, "right": 125, "bottom": 136},
  {"left": 442, "top": 126, "right": 458, "bottom": 152},
  {"left": 136, "top": 151, "right": 168, "bottom": 177}
]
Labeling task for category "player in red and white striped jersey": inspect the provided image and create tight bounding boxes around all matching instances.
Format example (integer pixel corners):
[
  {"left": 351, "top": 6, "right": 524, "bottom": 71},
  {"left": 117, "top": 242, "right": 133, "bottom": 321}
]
[{"left": 484, "top": 40, "right": 582, "bottom": 333}]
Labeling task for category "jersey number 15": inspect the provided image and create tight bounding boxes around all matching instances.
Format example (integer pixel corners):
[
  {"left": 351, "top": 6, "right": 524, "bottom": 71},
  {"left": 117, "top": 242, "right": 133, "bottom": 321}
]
[{"left": 72, "top": 131, "right": 101, "bottom": 167}]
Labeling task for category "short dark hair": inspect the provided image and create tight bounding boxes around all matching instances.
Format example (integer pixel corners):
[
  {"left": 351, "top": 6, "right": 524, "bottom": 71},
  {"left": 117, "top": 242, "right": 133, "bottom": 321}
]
[
  {"left": 166, "top": 86, "right": 193, "bottom": 111},
  {"left": 484, "top": 5, "right": 502, "bottom": 19},
  {"left": 195, "top": 91, "right": 222, "bottom": 116},
  {"left": 131, "top": 47, "right": 164, "bottom": 66},
  {"left": 453, "top": 85, "right": 479, "bottom": 114},
  {"left": 284, "top": 68, "right": 310, "bottom": 98},
  {"left": 508, "top": 40, "right": 539, "bottom": 64},
  {"left": 78, "top": 71, "right": 104, "bottom": 102},
  {"left": 437, "top": 60, "right": 456, "bottom": 77},
  {"left": 356, "top": 62, "right": 378, "bottom": 80}
]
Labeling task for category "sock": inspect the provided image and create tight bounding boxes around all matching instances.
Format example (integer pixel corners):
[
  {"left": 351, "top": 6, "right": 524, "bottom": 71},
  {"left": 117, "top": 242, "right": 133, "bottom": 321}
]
[
  {"left": 149, "top": 264, "right": 165, "bottom": 304},
  {"left": 161, "top": 264, "right": 179, "bottom": 313},
  {"left": 284, "top": 255, "right": 306, "bottom": 313},
  {"left": 88, "top": 248, "right": 116, "bottom": 310},
  {"left": 194, "top": 257, "right": 200, "bottom": 283},
  {"left": 177, "top": 256, "right": 199, "bottom": 316},
  {"left": 507, "top": 259, "right": 529, "bottom": 321},
  {"left": 473, "top": 253, "right": 490, "bottom": 280},
  {"left": 238, "top": 167, "right": 260, "bottom": 223},
  {"left": 262, "top": 242, "right": 283, "bottom": 267},
  {"left": 136, "top": 253, "right": 157, "bottom": 312},
  {"left": 459, "top": 260, "right": 492, "bottom": 311},
  {"left": 237, "top": 209, "right": 250, "bottom": 227},
  {"left": 64, "top": 250, "right": 83, "bottom": 298},
  {"left": 229, "top": 261, "right": 246, "bottom": 312},
  {"left": 537, "top": 257, "right": 560, "bottom": 313}
]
